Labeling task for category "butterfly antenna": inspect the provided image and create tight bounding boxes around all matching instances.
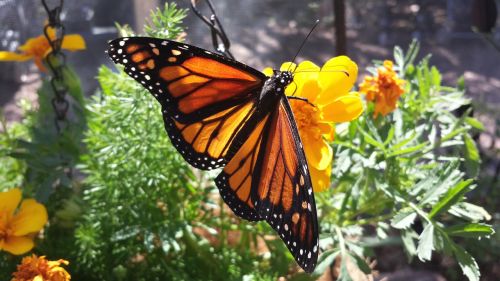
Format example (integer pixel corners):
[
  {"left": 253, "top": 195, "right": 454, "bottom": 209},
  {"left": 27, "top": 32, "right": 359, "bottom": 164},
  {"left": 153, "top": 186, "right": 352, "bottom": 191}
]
[{"left": 288, "top": 19, "right": 320, "bottom": 72}]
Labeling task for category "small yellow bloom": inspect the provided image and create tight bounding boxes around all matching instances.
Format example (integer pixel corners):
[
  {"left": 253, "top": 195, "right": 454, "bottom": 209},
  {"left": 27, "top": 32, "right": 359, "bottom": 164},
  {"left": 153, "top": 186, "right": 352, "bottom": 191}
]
[
  {"left": 0, "top": 188, "right": 48, "bottom": 255},
  {"left": 11, "top": 254, "right": 71, "bottom": 281},
  {"left": 264, "top": 56, "right": 363, "bottom": 192},
  {"left": 0, "top": 26, "right": 85, "bottom": 72},
  {"left": 359, "top": 60, "right": 405, "bottom": 117}
]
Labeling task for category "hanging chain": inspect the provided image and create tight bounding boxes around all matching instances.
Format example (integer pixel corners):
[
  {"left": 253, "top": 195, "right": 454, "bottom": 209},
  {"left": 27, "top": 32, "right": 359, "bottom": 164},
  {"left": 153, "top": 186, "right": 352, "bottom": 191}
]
[
  {"left": 190, "top": 0, "right": 234, "bottom": 59},
  {"left": 41, "top": 0, "right": 69, "bottom": 132}
]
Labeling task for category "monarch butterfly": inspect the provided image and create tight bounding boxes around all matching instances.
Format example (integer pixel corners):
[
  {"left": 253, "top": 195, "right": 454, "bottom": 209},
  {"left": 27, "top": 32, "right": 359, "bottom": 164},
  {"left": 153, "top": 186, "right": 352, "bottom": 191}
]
[{"left": 107, "top": 37, "right": 319, "bottom": 272}]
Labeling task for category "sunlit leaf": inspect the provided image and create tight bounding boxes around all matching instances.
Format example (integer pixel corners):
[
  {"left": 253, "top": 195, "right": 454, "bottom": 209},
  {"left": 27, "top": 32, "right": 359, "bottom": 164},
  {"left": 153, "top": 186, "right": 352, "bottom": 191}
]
[
  {"left": 453, "top": 245, "right": 480, "bottom": 281},
  {"left": 428, "top": 180, "right": 473, "bottom": 219},
  {"left": 445, "top": 223, "right": 495, "bottom": 238},
  {"left": 391, "top": 211, "right": 417, "bottom": 229},
  {"left": 417, "top": 223, "right": 434, "bottom": 261}
]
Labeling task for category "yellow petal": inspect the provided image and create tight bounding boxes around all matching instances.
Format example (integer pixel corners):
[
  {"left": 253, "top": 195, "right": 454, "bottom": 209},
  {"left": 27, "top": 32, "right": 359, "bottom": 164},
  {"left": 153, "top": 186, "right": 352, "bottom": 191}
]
[
  {"left": 263, "top": 67, "right": 273, "bottom": 77},
  {"left": 33, "top": 276, "right": 44, "bottom": 281},
  {"left": 311, "top": 162, "right": 332, "bottom": 193},
  {"left": 0, "top": 51, "right": 31, "bottom": 61},
  {"left": 322, "top": 93, "right": 364, "bottom": 123},
  {"left": 279, "top": 62, "right": 296, "bottom": 72},
  {"left": 295, "top": 60, "right": 320, "bottom": 73},
  {"left": 291, "top": 61, "right": 321, "bottom": 101},
  {"left": 61, "top": 34, "right": 86, "bottom": 51},
  {"left": 10, "top": 199, "right": 48, "bottom": 236},
  {"left": 303, "top": 135, "right": 333, "bottom": 170},
  {"left": 317, "top": 122, "right": 333, "bottom": 135},
  {"left": 2, "top": 235, "right": 34, "bottom": 255},
  {"left": 317, "top": 56, "right": 358, "bottom": 105},
  {"left": 0, "top": 188, "right": 22, "bottom": 216}
]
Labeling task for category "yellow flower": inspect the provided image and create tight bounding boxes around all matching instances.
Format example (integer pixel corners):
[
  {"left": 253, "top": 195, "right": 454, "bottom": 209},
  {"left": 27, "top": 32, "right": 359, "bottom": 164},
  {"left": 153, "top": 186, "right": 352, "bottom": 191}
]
[
  {"left": 11, "top": 254, "right": 71, "bottom": 281},
  {"left": 264, "top": 56, "right": 363, "bottom": 192},
  {"left": 359, "top": 60, "right": 405, "bottom": 117},
  {"left": 0, "top": 26, "right": 85, "bottom": 72},
  {"left": 0, "top": 188, "right": 48, "bottom": 255}
]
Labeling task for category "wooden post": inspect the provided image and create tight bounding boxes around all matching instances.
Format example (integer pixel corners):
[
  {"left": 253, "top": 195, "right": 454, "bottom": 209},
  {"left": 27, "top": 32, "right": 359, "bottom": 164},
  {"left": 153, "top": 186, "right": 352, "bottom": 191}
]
[
  {"left": 133, "top": 0, "right": 159, "bottom": 33},
  {"left": 333, "top": 0, "right": 347, "bottom": 55}
]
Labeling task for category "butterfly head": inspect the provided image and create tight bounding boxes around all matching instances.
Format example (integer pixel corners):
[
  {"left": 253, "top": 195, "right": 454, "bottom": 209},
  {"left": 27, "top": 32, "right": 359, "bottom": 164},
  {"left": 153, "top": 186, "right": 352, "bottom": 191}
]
[{"left": 272, "top": 70, "right": 294, "bottom": 90}]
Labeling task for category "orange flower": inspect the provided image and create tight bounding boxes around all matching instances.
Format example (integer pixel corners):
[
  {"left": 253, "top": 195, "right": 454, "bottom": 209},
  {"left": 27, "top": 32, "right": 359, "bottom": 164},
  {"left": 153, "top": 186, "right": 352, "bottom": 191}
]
[
  {"left": 359, "top": 60, "right": 405, "bottom": 117},
  {"left": 264, "top": 56, "right": 363, "bottom": 192},
  {"left": 0, "top": 188, "right": 48, "bottom": 255},
  {"left": 11, "top": 254, "right": 71, "bottom": 281},
  {"left": 0, "top": 26, "right": 85, "bottom": 72}
]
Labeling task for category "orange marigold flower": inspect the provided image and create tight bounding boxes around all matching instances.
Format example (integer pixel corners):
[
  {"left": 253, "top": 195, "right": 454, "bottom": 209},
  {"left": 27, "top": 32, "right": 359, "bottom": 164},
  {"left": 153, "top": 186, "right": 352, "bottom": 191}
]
[
  {"left": 359, "top": 60, "right": 405, "bottom": 117},
  {"left": 0, "top": 26, "right": 85, "bottom": 72},
  {"left": 0, "top": 188, "right": 48, "bottom": 255},
  {"left": 264, "top": 56, "right": 363, "bottom": 192},
  {"left": 11, "top": 254, "right": 71, "bottom": 281}
]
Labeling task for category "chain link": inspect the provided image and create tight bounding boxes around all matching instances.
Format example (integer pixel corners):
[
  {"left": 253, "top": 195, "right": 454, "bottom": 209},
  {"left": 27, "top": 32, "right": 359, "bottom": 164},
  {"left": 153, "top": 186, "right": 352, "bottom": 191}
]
[{"left": 41, "top": 0, "right": 69, "bottom": 132}]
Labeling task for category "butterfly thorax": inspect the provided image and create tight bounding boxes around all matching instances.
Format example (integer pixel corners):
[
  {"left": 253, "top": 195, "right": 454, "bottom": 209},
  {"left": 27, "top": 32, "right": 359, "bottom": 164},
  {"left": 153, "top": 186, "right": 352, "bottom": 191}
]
[{"left": 259, "top": 70, "right": 293, "bottom": 108}]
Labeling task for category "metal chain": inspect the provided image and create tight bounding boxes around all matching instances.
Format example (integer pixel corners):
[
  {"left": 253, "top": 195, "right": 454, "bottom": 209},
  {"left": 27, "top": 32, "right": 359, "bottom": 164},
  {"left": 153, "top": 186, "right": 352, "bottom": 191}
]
[
  {"left": 41, "top": 0, "right": 69, "bottom": 132},
  {"left": 190, "top": 0, "right": 234, "bottom": 59}
]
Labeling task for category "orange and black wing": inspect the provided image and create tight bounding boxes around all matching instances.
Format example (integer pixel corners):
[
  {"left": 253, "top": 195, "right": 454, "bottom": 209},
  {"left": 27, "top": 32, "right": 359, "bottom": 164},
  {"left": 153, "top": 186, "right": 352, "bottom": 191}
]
[
  {"left": 107, "top": 37, "right": 266, "bottom": 170},
  {"left": 215, "top": 98, "right": 319, "bottom": 271},
  {"left": 254, "top": 98, "right": 318, "bottom": 272},
  {"left": 214, "top": 113, "right": 272, "bottom": 221}
]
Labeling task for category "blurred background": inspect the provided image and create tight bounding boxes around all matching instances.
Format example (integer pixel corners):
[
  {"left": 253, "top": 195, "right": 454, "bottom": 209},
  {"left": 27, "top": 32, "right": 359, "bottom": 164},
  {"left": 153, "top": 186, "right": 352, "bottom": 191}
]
[
  {"left": 2, "top": 0, "right": 500, "bottom": 122},
  {"left": 0, "top": 0, "right": 499, "bottom": 279}
]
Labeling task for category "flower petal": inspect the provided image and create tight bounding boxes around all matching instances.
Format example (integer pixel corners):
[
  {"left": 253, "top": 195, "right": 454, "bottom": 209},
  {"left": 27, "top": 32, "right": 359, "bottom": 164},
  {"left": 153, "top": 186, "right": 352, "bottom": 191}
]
[
  {"left": 322, "top": 93, "right": 364, "bottom": 123},
  {"left": 291, "top": 61, "right": 321, "bottom": 101},
  {"left": 61, "top": 34, "right": 86, "bottom": 51},
  {"left": 317, "top": 56, "right": 358, "bottom": 105},
  {"left": 263, "top": 67, "right": 273, "bottom": 77},
  {"left": 10, "top": 199, "right": 48, "bottom": 236},
  {"left": 0, "top": 188, "right": 22, "bottom": 216},
  {"left": 279, "top": 62, "right": 296, "bottom": 72},
  {"left": 303, "top": 135, "right": 333, "bottom": 170},
  {"left": 0, "top": 51, "right": 31, "bottom": 61},
  {"left": 310, "top": 162, "right": 332, "bottom": 193},
  {"left": 2, "top": 235, "right": 34, "bottom": 255}
]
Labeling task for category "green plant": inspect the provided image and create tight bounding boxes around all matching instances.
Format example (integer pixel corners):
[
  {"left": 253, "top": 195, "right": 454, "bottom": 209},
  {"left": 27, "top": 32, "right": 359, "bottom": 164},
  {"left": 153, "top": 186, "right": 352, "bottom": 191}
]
[
  {"left": 73, "top": 4, "right": 287, "bottom": 280},
  {"left": 312, "top": 40, "right": 494, "bottom": 281}
]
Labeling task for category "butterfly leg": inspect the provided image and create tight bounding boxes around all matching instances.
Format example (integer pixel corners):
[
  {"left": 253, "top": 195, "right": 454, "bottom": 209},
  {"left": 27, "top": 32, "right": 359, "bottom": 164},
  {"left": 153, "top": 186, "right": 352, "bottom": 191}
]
[{"left": 287, "top": 96, "right": 315, "bottom": 107}]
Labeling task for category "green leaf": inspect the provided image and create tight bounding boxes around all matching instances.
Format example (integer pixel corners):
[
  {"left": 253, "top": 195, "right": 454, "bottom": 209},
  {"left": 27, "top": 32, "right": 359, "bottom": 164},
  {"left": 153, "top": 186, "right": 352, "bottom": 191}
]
[
  {"left": 312, "top": 249, "right": 339, "bottom": 277},
  {"left": 430, "top": 66, "right": 442, "bottom": 88},
  {"left": 394, "top": 45, "right": 405, "bottom": 70},
  {"left": 448, "top": 202, "right": 492, "bottom": 221},
  {"left": 428, "top": 180, "right": 473, "bottom": 219},
  {"left": 445, "top": 223, "right": 495, "bottom": 238},
  {"left": 401, "top": 229, "right": 418, "bottom": 259},
  {"left": 453, "top": 245, "right": 480, "bottom": 281},
  {"left": 387, "top": 142, "right": 427, "bottom": 158},
  {"left": 383, "top": 126, "right": 395, "bottom": 146},
  {"left": 348, "top": 253, "right": 371, "bottom": 274},
  {"left": 465, "top": 117, "right": 485, "bottom": 131},
  {"left": 391, "top": 211, "right": 417, "bottom": 229},
  {"left": 358, "top": 127, "right": 385, "bottom": 151},
  {"left": 420, "top": 163, "right": 462, "bottom": 205},
  {"left": 463, "top": 134, "right": 480, "bottom": 177},
  {"left": 404, "top": 39, "right": 420, "bottom": 67},
  {"left": 417, "top": 223, "right": 434, "bottom": 261}
]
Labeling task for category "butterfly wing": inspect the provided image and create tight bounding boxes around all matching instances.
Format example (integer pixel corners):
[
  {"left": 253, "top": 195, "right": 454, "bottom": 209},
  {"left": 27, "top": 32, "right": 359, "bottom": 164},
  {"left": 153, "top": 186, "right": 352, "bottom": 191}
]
[
  {"left": 215, "top": 97, "right": 319, "bottom": 271},
  {"left": 214, "top": 112, "right": 272, "bottom": 221},
  {"left": 107, "top": 37, "right": 266, "bottom": 170},
  {"left": 255, "top": 98, "right": 319, "bottom": 272}
]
